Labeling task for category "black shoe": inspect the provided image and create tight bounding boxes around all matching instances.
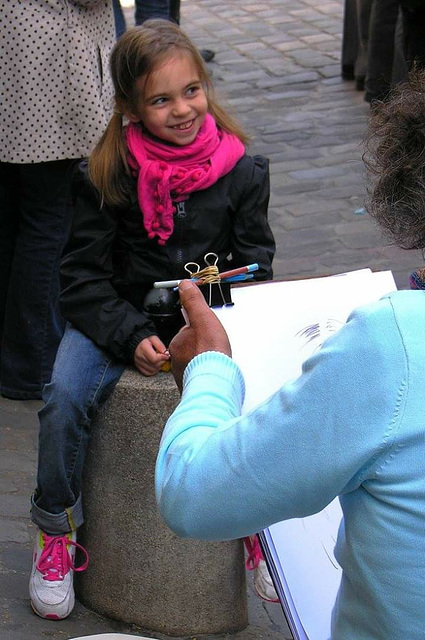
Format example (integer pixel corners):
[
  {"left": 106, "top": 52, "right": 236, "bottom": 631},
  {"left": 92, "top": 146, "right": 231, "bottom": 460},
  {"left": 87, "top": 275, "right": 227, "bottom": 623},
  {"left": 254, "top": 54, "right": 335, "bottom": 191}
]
[{"left": 200, "top": 49, "right": 215, "bottom": 63}]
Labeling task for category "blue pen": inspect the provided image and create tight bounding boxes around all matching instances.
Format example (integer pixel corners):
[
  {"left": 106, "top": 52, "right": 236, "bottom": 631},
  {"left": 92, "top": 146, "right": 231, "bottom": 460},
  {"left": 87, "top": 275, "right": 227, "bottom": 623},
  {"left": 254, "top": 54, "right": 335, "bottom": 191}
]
[{"left": 221, "top": 273, "right": 254, "bottom": 283}]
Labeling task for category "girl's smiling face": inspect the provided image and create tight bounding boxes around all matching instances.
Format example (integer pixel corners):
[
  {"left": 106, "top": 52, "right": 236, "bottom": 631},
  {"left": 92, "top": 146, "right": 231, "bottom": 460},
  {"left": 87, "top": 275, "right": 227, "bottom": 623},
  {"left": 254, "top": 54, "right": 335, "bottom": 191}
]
[{"left": 129, "top": 52, "right": 208, "bottom": 146}]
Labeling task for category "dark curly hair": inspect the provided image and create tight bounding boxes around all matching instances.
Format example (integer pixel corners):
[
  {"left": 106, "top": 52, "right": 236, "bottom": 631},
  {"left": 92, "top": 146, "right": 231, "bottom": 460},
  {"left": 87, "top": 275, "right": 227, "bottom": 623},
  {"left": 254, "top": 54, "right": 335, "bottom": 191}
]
[{"left": 365, "top": 67, "right": 425, "bottom": 250}]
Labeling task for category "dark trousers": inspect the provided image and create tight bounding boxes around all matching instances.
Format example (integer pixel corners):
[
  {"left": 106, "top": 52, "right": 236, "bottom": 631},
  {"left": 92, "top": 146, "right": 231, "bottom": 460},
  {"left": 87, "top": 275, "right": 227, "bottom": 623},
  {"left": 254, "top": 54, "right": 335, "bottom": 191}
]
[
  {"left": 0, "top": 160, "right": 76, "bottom": 399},
  {"left": 112, "top": 0, "right": 126, "bottom": 38},
  {"left": 134, "top": 0, "right": 180, "bottom": 25},
  {"left": 135, "top": 0, "right": 170, "bottom": 24},
  {"left": 341, "top": 0, "right": 374, "bottom": 86},
  {"left": 401, "top": 6, "right": 425, "bottom": 69},
  {"left": 365, "top": 0, "right": 400, "bottom": 102},
  {"left": 112, "top": 0, "right": 180, "bottom": 35}
]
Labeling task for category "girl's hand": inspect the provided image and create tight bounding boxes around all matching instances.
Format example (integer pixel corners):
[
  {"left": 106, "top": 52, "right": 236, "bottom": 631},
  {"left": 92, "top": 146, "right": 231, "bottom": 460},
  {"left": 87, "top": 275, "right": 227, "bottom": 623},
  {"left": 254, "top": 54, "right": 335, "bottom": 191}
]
[{"left": 134, "top": 336, "right": 170, "bottom": 376}]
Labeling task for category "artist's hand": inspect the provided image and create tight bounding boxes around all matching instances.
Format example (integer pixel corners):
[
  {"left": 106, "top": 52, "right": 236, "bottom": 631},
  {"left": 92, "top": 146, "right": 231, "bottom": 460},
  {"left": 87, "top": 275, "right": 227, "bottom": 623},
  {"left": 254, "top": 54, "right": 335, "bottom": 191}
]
[
  {"left": 134, "top": 336, "right": 170, "bottom": 376},
  {"left": 169, "top": 280, "right": 232, "bottom": 393}
]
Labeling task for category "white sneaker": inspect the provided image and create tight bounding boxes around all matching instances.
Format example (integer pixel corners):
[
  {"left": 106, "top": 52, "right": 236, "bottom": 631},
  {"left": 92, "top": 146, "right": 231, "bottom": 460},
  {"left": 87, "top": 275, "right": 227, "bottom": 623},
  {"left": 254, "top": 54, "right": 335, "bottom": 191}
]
[
  {"left": 244, "top": 535, "right": 279, "bottom": 603},
  {"left": 254, "top": 559, "right": 279, "bottom": 603},
  {"left": 29, "top": 529, "right": 89, "bottom": 619}
]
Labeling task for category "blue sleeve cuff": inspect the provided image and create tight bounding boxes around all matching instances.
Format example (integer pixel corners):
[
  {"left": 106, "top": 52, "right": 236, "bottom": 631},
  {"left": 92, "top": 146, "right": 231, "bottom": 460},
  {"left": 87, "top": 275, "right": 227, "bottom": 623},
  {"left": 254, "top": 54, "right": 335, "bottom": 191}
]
[{"left": 182, "top": 351, "right": 246, "bottom": 405}]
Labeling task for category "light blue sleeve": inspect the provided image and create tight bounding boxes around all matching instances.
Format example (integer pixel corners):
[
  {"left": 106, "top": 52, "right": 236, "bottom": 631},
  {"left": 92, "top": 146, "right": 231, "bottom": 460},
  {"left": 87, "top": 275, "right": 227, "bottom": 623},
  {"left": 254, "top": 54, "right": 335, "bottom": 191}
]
[{"left": 155, "top": 298, "right": 408, "bottom": 541}]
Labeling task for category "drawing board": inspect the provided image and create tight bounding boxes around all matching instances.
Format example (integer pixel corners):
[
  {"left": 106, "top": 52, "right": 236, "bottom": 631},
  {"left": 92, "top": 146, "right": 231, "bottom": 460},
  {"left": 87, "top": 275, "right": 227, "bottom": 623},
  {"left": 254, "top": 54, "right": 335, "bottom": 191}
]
[{"left": 213, "top": 269, "right": 397, "bottom": 640}]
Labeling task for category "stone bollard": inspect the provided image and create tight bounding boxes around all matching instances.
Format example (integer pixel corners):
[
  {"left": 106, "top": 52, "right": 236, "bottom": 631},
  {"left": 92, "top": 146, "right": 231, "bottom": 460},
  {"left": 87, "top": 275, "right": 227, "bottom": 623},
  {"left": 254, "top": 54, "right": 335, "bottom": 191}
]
[
  {"left": 75, "top": 368, "right": 248, "bottom": 636},
  {"left": 71, "top": 636, "right": 155, "bottom": 640}
]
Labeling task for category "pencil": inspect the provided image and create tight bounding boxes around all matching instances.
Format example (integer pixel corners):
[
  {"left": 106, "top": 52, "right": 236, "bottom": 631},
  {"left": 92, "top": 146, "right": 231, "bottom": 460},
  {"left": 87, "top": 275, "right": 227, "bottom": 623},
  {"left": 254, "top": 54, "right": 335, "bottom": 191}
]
[{"left": 216, "top": 263, "right": 259, "bottom": 280}]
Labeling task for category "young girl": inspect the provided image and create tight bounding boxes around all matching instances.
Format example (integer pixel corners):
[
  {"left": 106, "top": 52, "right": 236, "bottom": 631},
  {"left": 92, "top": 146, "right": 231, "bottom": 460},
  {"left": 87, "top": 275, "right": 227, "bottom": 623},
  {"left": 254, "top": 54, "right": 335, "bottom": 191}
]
[{"left": 28, "top": 19, "right": 275, "bottom": 620}]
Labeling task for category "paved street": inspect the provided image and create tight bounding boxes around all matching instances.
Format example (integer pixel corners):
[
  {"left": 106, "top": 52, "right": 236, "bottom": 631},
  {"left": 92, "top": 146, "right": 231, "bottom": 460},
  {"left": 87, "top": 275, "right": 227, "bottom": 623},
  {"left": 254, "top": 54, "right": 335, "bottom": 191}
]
[
  {"left": 178, "top": 0, "right": 422, "bottom": 289},
  {"left": 1, "top": 0, "right": 419, "bottom": 638}
]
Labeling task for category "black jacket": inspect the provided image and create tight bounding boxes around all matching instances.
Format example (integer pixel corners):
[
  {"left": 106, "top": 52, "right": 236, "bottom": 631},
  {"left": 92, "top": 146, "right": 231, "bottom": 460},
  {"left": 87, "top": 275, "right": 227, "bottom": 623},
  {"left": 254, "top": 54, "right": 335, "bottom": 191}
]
[{"left": 60, "top": 155, "right": 275, "bottom": 363}]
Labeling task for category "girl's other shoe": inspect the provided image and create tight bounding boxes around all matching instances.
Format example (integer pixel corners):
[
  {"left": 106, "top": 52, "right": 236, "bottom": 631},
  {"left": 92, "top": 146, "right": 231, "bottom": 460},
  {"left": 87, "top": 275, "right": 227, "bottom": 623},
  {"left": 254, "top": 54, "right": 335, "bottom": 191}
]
[{"left": 244, "top": 534, "right": 279, "bottom": 603}]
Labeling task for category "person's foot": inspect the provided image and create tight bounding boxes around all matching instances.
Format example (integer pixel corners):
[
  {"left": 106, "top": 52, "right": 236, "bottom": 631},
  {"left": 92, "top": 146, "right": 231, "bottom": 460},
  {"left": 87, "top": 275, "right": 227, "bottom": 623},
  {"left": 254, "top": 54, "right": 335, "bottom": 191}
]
[
  {"left": 29, "top": 529, "right": 89, "bottom": 619},
  {"left": 253, "top": 559, "right": 280, "bottom": 603},
  {"left": 244, "top": 535, "right": 279, "bottom": 603},
  {"left": 200, "top": 49, "right": 215, "bottom": 63}
]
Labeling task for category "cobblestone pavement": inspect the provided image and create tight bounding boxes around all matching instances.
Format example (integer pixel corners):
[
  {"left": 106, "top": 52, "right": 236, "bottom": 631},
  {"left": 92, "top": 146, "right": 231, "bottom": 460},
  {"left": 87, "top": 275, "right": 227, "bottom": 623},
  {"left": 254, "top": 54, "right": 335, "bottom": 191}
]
[
  {"left": 1, "top": 0, "right": 420, "bottom": 639},
  {"left": 179, "top": 0, "right": 422, "bottom": 289}
]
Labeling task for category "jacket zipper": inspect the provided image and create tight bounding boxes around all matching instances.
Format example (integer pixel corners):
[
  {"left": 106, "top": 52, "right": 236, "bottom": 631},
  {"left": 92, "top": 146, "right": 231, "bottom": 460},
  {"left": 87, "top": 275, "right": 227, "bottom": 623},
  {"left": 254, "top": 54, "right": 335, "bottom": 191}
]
[{"left": 175, "top": 201, "right": 186, "bottom": 267}]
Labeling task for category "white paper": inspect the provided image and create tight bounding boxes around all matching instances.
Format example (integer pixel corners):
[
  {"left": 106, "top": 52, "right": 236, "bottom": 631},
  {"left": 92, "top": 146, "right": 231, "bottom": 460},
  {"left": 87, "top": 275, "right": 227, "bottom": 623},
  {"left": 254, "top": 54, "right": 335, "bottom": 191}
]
[{"left": 214, "top": 269, "right": 396, "bottom": 414}]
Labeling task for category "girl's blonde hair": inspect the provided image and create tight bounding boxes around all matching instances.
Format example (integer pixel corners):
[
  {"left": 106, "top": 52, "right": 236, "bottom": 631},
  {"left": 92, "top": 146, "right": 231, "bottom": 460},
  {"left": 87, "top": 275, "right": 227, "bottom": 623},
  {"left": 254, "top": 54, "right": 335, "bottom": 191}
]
[{"left": 89, "top": 19, "right": 249, "bottom": 206}]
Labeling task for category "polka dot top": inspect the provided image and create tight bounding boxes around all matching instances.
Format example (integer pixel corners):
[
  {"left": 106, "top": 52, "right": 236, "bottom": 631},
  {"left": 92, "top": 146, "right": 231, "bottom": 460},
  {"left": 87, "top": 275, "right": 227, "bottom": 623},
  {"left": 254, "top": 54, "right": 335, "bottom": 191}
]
[{"left": 0, "top": 1, "right": 115, "bottom": 164}]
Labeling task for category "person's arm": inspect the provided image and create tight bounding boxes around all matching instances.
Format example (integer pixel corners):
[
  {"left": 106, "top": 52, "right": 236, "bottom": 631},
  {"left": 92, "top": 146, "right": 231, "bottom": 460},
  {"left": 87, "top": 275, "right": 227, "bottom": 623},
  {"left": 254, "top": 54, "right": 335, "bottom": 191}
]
[
  {"left": 156, "top": 282, "right": 407, "bottom": 541},
  {"left": 229, "top": 156, "right": 275, "bottom": 281},
  {"left": 60, "top": 163, "right": 158, "bottom": 364}
]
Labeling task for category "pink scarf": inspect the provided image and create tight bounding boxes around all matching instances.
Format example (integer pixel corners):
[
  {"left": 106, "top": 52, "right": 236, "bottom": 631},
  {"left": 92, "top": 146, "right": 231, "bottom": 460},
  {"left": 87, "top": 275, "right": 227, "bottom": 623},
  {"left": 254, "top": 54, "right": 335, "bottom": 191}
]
[{"left": 126, "top": 113, "right": 245, "bottom": 245}]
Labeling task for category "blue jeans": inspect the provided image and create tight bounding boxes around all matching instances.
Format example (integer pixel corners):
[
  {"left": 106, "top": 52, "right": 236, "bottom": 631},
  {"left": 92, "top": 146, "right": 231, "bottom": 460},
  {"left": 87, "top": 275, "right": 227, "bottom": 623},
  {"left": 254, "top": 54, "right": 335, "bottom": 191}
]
[
  {"left": 0, "top": 160, "right": 76, "bottom": 399},
  {"left": 31, "top": 324, "right": 125, "bottom": 535},
  {"left": 112, "top": 0, "right": 126, "bottom": 38},
  {"left": 135, "top": 0, "right": 170, "bottom": 25}
]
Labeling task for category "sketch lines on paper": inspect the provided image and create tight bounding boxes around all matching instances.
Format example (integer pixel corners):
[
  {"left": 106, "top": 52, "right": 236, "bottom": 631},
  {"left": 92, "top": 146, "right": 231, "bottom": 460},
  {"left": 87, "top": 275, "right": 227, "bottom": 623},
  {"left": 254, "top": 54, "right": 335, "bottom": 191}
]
[{"left": 296, "top": 319, "right": 344, "bottom": 353}]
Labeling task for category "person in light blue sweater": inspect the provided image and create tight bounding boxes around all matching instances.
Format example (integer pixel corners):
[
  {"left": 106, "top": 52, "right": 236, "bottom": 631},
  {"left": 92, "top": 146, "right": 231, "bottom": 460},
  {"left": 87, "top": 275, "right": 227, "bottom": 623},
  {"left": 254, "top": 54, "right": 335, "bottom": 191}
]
[{"left": 155, "top": 69, "right": 425, "bottom": 639}]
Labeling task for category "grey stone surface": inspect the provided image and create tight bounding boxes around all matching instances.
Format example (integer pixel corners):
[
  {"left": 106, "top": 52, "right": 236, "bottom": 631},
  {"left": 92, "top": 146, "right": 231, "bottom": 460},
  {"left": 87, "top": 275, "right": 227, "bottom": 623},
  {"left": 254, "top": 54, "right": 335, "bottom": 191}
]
[
  {"left": 0, "top": 390, "right": 287, "bottom": 638},
  {"left": 77, "top": 370, "right": 248, "bottom": 636},
  {"left": 71, "top": 636, "right": 153, "bottom": 639}
]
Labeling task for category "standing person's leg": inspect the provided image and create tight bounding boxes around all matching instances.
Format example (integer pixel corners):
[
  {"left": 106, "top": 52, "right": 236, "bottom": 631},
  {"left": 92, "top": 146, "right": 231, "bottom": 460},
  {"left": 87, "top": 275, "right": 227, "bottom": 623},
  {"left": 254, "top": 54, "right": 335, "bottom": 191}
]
[
  {"left": 0, "top": 159, "right": 76, "bottom": 400},
  {"left": 135, "top": 0, "right": 170, "bottom": 25},
  {"left": 169, "top": 0, "right": 180, "bottom": 24},
  {"left": 30, "top": 324, "right": 126, "bottom": 619},
  {"left": 0, "top": 163, "right": 19, "bottom": 348},
  {"left": 391, "top": 10, "right": 408, "bottom": 86},
  {"left": 365, "top": 0, "right": 400, "bottom": 103},
  {"left": 400, "top": 4, "right": 425, "bottom": 69},
  {"left": 341, "top": 0, "right": 359, "bottom": 80},
  {"left": 112, "top": 0, "right": 127, "bottom": 38},
  {"left": 355, "top": 0, "right": 374, "bottom": 90},
  {"left": 135, "top": 0, "right": 215, "bottom": 62}
]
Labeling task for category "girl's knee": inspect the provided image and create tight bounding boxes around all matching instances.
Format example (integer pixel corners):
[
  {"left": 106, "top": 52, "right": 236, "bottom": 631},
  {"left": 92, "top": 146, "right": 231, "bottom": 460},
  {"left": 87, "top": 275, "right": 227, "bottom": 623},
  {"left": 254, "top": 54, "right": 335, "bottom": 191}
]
[{"left": 41, "top": 377, "right": 88, "bottom": 418}]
